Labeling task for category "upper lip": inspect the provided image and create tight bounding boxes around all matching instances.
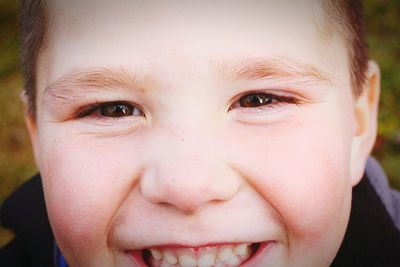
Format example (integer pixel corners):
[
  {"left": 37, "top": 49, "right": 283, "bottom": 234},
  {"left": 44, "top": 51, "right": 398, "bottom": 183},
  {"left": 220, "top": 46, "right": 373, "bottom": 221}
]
[
  {"left": 113, "top": 230, "right": 281, "bottom": 251},
  {"left": 135, "top": 241, "right": 258, "bottom": 251},
  {"left": 110, "top": 213, "right": 284, "bottom": 251},
  {"left": 123, "top": 239, "right": 273, "bottom": 253}
]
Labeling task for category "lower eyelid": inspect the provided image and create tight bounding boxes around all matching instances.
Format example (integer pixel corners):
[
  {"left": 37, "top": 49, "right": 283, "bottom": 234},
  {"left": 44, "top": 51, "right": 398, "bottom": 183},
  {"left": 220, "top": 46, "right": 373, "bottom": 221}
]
[
  {"left": 75, "top": 119, "right": 146, "bottom": 137},
  {"left": 79, "top": 114, "right": 146, "bottom": 128},
  {"left": 237, "top": 104, "right": 284, "bottom": 113},
  {"left": 229, "top": 98, "right": 301, "bottom": 122}
]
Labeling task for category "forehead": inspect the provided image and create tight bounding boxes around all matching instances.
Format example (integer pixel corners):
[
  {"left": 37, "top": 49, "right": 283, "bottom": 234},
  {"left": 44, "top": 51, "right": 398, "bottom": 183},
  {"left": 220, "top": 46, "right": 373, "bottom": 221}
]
[
  {"left": 47, "top": 0, "right": 325, "bottom": 44},
  {"left": 49, "top": 0, "right": 324, "bottom": 22},
  {"left": 40, "top": 0, "right": 347, "bottom": 87}
]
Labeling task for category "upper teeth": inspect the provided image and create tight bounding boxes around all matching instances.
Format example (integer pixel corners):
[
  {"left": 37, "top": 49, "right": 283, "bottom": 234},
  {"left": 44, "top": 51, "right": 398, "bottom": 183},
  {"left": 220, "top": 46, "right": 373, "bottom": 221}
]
[{"left": 148, "top": 243, "right": 252, "bottom": 267}]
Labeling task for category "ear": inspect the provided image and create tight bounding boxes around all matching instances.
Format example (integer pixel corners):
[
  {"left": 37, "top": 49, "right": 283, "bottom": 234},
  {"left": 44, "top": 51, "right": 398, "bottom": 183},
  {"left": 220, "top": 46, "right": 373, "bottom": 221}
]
[
  {"left": 350, "top": 61, "right": 380, "bottom": 186},
  {"left": 20, "top": 90, "right": 40, "bottom": 167}
]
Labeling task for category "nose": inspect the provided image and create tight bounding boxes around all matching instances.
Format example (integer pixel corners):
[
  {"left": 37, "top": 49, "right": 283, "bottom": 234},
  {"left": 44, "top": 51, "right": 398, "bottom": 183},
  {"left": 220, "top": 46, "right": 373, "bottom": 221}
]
[{"left": 140, "top": 150, "right": 240, "bottom": 214}]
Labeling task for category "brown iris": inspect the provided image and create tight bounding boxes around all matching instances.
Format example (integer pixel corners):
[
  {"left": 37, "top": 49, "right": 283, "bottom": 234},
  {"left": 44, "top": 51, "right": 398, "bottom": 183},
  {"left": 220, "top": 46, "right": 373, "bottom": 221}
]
[
  {"left": 100, "top": 103, "right": 134, "bottom": 117},
  {"left": 239, "top": 94, "right": 273, "bottom": 108}
]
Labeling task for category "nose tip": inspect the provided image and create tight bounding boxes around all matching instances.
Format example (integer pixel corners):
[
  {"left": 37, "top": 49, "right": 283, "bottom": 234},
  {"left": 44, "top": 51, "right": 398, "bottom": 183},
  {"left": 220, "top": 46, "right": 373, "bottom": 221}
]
[{"left": 140, "top": 162, "right": 240, "bottom": 214}]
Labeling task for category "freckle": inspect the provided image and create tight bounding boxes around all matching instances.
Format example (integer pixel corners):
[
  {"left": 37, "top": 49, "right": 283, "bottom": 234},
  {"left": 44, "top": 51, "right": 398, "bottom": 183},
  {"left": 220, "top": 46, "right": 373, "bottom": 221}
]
[{"left": 181, "top": 138, "right": 185, "bottom": 141}]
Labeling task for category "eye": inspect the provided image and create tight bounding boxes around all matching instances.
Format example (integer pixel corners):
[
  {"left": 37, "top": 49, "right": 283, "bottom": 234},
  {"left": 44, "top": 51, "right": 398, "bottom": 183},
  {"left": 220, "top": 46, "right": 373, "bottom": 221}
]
[
  {"left": 77, "top": 101, "right": 144, "bottom": 119},
  {"left": 100, "top": 103, "right": 142, "bottom": 117},
  {"left": 239, "top": 94, "right": 273, "bottom": 107},
  {"left": 231, "top": 92, "right": 298, "bottom": 110}
]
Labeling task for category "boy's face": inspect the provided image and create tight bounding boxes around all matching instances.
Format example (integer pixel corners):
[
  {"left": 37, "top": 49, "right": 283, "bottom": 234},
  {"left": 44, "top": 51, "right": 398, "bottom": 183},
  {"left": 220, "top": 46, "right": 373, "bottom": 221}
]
[{"left": 29, "top": 0, "right": 377, "bottom": 266}]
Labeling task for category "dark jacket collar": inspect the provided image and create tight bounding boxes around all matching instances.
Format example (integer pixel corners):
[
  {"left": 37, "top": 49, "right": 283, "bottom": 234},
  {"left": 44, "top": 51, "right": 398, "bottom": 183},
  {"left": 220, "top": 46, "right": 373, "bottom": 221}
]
[
  {"left": 331, "top": 173, "right": 400, "bottom": 266},
  {"left": 0, "top": 174, "right": 55, "bottom": 266}
]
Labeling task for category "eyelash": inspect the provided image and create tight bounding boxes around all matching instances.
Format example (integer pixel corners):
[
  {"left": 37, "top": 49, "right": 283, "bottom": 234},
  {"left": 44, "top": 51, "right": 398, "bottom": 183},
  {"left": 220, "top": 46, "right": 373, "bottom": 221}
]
[{"left": 74, "top": 91, "right": 299, "bottom": 120}]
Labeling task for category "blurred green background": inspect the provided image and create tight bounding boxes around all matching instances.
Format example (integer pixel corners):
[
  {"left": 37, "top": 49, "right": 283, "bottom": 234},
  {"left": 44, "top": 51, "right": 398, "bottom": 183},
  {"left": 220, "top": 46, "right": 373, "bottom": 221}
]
[{"left": 0, "top": 0, "right": 399, "bottom": 246}]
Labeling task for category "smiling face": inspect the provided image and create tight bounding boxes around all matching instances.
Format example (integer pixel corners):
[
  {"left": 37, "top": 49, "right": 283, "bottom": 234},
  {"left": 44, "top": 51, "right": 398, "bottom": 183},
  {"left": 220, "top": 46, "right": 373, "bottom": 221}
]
[{"left": 27, "top": 0, "right": 379, "bottom": 266}]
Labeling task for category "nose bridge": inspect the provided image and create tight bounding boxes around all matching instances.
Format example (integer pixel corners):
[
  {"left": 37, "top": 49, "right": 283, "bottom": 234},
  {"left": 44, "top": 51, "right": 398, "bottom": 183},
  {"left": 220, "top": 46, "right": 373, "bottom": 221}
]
[{"left": 139, "top": 126, "right": 240, "bottom": 213}]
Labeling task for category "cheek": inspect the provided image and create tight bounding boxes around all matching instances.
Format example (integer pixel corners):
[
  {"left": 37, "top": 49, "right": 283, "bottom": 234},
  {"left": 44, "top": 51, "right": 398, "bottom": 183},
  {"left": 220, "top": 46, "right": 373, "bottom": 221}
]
[
  {"left": 226, "top": 108, "right": 354, "bottom": 247},
  {"left": 272, "top": 128, "right": 350, "bottom": 231},
  {"left": 38, "top": 132, "right": 142, "bottom": 258}
]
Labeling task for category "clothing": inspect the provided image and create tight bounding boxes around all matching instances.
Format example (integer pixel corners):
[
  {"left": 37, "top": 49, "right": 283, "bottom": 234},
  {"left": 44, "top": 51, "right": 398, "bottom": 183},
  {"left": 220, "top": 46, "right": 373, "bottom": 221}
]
[
  {"left": 331, "top": 157, "right": 400, "bottom": 267},
  {"left": 0, "top": 175, "right": 54, "bottom": 266},
  {"left": 365, "top": 157, "right": 400, "bottom": 230},
  {"left": 1, "top": 158, "right": 400, "bottom": 267}
]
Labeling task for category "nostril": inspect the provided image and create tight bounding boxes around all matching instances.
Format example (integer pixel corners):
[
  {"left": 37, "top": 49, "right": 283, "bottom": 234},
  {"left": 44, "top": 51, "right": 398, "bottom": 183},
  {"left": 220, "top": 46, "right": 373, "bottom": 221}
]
[
  {"left": 139, "top": 163, "right": 240, "bottom": 214},
  {"left": 159, "top": 201, "right": 200, "bottom": 214},
  {"left": 153, "top": 188, "right": 210, "bottom": 214}
]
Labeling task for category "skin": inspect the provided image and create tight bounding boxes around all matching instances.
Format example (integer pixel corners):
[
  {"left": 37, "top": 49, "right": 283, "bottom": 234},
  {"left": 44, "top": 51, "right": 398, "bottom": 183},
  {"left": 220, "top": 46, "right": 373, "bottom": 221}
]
[{"left": 25, "top": 0, "right": 380, "bottom": 266}]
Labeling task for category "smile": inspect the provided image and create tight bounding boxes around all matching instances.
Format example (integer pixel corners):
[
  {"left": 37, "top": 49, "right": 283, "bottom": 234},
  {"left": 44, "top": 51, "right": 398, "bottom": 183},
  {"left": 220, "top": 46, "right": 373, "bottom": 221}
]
[{"left": 130, "top": 242, "right": 272, "bottom": 267}]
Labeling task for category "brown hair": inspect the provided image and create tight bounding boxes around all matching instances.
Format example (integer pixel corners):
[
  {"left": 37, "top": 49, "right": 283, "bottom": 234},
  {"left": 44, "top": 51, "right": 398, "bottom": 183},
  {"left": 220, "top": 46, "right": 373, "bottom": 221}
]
[
  {"left": 18, "top": 0, "right": 368, "bottom": 118},
  {"left": 322, "top": 0, "right": 368, "bottom": 96},
  {"left": 19, "top": 0, "right": 47, "bottom": 117}
]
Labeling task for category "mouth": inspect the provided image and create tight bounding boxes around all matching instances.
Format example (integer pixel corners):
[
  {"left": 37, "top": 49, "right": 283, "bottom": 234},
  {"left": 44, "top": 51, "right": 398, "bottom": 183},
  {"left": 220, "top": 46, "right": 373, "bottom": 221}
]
[{"left": 130, "top": 242, "right": 271, "bottom": 267}]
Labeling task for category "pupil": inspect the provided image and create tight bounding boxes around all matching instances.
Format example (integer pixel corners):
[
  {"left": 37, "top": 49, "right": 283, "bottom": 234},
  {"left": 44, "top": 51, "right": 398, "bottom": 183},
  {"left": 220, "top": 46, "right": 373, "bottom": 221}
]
[
  {"left": 101, "top": 104, "right": 132, "bottom": 117},
  {"left": 240, "top": 94, "right": 272, "bottom": 107}
]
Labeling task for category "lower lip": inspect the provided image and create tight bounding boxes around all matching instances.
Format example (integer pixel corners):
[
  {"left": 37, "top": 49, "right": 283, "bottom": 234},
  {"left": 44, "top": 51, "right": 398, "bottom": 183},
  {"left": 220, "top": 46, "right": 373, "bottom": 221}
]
[
  {"left": 241, "top": 242, "right": 275, "bottom": 266},
  {"left": 128, "top": 241, "right": 275, "bottom": 267},
  {"left": 130, "top": 250, "right": 149, "bottom": 267}
]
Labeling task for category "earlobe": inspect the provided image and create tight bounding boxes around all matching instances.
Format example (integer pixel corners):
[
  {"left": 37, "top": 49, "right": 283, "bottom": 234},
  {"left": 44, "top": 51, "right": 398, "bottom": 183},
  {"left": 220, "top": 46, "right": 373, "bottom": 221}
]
[
  {"left": 350, "top": 61, "right": 380, "bottom": 185},
  {"left": 21, "top": 90, "right": 40, "bottom": 167}
]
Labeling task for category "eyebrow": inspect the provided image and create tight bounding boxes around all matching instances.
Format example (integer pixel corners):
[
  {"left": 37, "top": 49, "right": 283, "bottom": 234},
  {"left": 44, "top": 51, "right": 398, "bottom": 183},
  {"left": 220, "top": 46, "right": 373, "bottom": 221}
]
[
  {"left": 44, "top": 57, "right": 332, "bottom": 106},
  {"left": 44, "top": 67, "right": 151, "bottom": 105},
  {"left": 215, "top": 56, "right": 333, "bottom": 85}
]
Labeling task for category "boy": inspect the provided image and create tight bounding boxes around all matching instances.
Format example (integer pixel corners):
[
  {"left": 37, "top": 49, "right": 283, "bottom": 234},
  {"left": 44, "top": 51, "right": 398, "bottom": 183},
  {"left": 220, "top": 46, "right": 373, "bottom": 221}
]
[{"left": 1, "top": 0, "right": 400, "bottom": 266}]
